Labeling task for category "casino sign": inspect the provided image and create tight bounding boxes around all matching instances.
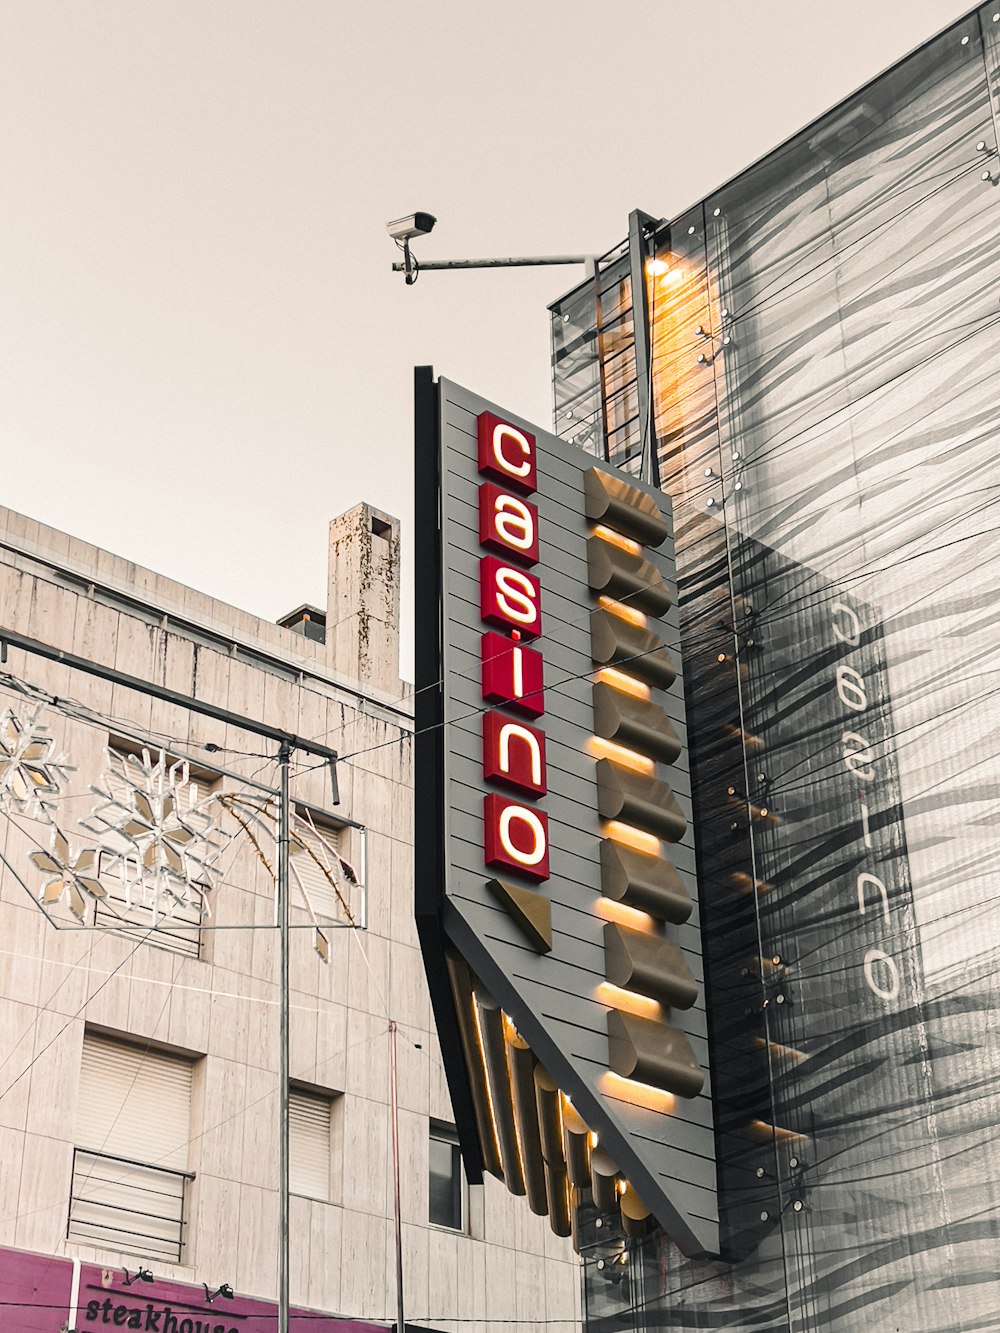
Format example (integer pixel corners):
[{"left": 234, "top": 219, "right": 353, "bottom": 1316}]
[{"left": 414, "top": 370, "right": 718, "bottom": 1258}]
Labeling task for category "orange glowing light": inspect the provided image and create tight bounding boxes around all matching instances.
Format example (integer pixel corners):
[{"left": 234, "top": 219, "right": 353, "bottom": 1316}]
[
  {"left": 595, "top": 668, "right": 651, "bottom": 701},
  {"left": 748, "top": 1119, "right": 809, "bottom": 1144},
  {"left": 604, "top": 820, "right": 662, "bottom": 857},
  {"left": 597, "top": 596, "right": 647, "bottom": 629},
  {"left": 592, "top": 524, "right": 642, "bottom": 557},
  {"left": 601, "top": 1071, "right": 676, "bottom": 1115},
  {"left": 595, "top": 981, "right": 664, "bottom": 1022},
  {"left": 586, "top": 737, "right": 655, "bottom": 776},
  {"left": 594, "top": 897, "right": 657, "bottom": 933},
  {"left": 646, "top": 257, "right": 671, "bottom": 277},
  {"left": 753, "top": 1037, "right": 806, "bottom": 1063}
]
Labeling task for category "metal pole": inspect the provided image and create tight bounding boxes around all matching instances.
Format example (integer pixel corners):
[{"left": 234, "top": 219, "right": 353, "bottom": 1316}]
[
  {"left": 278, "top": 741, "right": 291, "bottom": 1333},
  {"left": 392, "top": 254, "right": 592, "bottom": 272},
  {"left": 389, "top": 1019, "right": 405, "bottom": 1333},
  {"left": 628, "top": 209, "right": 661, "bottom": 489}
]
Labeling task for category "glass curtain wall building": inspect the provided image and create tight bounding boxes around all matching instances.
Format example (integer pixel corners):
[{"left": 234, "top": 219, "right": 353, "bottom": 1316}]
[{"left": 551, "top": 6, "right": 1000, "bottom": 1329}]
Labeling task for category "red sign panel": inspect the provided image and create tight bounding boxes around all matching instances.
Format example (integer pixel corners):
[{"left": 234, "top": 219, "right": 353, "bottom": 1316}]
[
  {"left": 477, "top": 412, "right": 537, "bottom": 494},
  {"left": 481, "top": 632, "right": 544, "bottom": 717},
  {"left": 483, "top": 792, "right": 550, "bottom": 882},
  {"left": 482, "top": 711, "right": 547, "bottom": 796},
  {"left": 478, "top": 482, "right": 539, "bottom": 565},
  {"left": 479, "top": 556, "right": 542, "bottom": 638}
]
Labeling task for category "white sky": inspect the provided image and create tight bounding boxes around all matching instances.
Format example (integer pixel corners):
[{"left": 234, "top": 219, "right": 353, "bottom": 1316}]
[{"left": 0, "top": 1, "right": 975, "bottom": 680}]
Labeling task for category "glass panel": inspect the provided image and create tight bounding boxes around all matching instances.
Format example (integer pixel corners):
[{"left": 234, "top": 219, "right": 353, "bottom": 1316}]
[
  {"left": 428, "top": 1130, "right": 463, "bottom": 1230},
  {"left": 557, "top": 10, "right": 1000, "bottom": 1331}
]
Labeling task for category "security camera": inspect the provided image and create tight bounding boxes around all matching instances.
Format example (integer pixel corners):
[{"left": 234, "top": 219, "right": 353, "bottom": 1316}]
[{"left": 386, "top": 212, "right": 436, "bottom": 243}]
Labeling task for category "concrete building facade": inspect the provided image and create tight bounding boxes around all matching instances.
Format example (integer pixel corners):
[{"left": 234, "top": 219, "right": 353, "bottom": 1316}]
[{"left": 0, "top": 501, "right": 580, "bottom": 1331}]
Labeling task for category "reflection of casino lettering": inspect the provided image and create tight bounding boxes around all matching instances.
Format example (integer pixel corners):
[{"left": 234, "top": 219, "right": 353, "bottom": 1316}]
[{"left": 832, "top": 599, "right": 900, "bottom": 1003}]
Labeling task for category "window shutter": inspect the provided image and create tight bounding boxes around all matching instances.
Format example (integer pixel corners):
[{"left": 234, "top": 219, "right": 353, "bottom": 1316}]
[
  {"left": 289, "top": 824, "right": 347, "bottom": 924},
  {"left": 76, "top": 1034, "right": 192, "bottom": 1170},
  {"left": 289, "top": 1089, "right": 331, "bottom": 1199}
]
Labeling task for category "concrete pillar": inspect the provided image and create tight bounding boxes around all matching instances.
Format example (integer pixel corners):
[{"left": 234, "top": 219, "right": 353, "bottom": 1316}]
[{"left": 326, "top": 503, "right": 401, "bottom": 696}]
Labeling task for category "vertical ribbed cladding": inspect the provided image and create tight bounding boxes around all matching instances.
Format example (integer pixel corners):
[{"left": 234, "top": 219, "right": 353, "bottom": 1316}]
[
  {"left": 505, "top": 1027, "right": 549, "bottom": 1216},
  {"left": 445, "top": 954, "right": 503, "bottom": 1179},
  {"left": 534, "top": 1067, "right": 572, "bottom": 1237},
  {"left": 562, "top": 1100, "right": 593, "bottom": 1189},
  {"left": 473, "top": 990, "right": 526, "bottom": 1195}
]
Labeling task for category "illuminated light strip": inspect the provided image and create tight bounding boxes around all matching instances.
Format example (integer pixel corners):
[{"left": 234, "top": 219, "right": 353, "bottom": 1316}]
[
  {"left": 730, "top": 871, "right": 774, "bottom": 896},
  {"left": 592, "top": 524, "right": 642, "bottom": 557},
  {"left": 603, "top": 820, "right": 663, "bottom": 857},
  {"left": 499, "top": 1011, "right": 532, "bottom": 1190},
  {"left": 594, "top": 896, "right": 658, "bottom": 933},
  {"left": 594, "top": 981, "right": 664, "bottom": 1022},
  {"left": 470, "top": 995, "right": 504, "bottom": 1166},
  {"left": 595, "top": 667, "right": 651, "bottom": 701},
  {"left": 748, "top": 1119, "right": 810, "bottom": 1144},
  {"left": 753, "top": 1037, "right": 807, "bottom": 1063},
  {"left": 597, "top": 596, "right": 647, "bottom": 629},
  {"left": 600, "top": 1071, "right": 676, "bottom": 1115},
  {"left": 585, "top": 737, "right": 655, "bottom": 776}
]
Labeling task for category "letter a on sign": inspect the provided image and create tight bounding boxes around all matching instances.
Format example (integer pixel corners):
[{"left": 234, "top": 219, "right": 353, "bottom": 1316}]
[
  {"left": 483, "top": 793, "right": 550, "bottom": 882},
  {"left": 478, "top": 482, "right": 539, "bottom": 564}
]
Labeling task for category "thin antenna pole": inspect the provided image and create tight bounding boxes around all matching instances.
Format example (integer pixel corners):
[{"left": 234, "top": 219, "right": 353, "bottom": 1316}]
[
  {"left": 278, "top": 741, "right": 292, "bottom": 1333},
  {"left": 389, "top": 1020, "right": 406, "bottom": 1333}
]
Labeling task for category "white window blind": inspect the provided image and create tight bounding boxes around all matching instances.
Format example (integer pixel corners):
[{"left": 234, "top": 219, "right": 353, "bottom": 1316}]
[
  {"left": 289, "top": 1089, "right": 332, "bottom": 1200},
  {"left": 70, "top": 1034, "right": 194, "bottom": 1260},
  {"left": 76, "top": 1033, "right": 192, "bottom": 1169},
  {"left": 290, "top": 823, "right": 347, "bottom": 924}
]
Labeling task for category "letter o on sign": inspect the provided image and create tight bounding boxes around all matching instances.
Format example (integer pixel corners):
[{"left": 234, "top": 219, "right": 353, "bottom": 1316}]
[
  {"left": 483, "top": 793, "right": 550, "bottom": 882},
  {"left": 863, "top": 947, "right": 900, "bottom": 1002}
]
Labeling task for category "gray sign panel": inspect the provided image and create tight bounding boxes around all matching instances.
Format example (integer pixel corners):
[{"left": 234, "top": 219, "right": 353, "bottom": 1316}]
[{"left": 418, "top": 373, "right": 718, "bottom": 1257}]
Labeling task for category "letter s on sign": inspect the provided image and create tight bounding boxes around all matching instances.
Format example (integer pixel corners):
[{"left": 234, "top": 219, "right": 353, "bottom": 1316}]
[
  {"left": 842, "top": 731, "right": 875, "bottom": 781},
  {"left": 479, "top": 556, "right": 541, "bottom": 638}
]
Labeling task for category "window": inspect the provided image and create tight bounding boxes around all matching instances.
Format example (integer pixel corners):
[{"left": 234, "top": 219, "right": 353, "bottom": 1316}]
[
  {"left": 88, "top": 741, "right": 222, "bottom": 958},
  {"left": 68, "top": 1033, "right": 195, "bottom": 1261},
  {"left": 289, "top": 1087, "right": 339, "bottom": 1202},
  {"left": 289, "top": 817, "right": 357, "bottom": 926},
  {"left": 428, "top": 1122, "right": 464, "bottom": 1231}
]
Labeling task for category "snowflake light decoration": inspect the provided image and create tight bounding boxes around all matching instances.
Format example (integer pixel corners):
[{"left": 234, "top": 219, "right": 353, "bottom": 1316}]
[
  {"left": 79, "top": 747, "right": 225, "bottom": 920},
  {"left": 30, "top": 830, "right": 106, "bottom": 921},
  {"left": 0, "top": 706, "right": 75, "bottom": 817}
]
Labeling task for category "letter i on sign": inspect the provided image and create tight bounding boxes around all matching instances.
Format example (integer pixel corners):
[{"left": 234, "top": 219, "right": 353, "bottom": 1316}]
[{"left": 481, "top": 631, "right": 544, "bottom": 717}]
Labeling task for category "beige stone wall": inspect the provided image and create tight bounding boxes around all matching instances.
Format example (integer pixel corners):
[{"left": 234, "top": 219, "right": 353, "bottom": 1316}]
[{"left": 0, "top": 505, "right": 580, "bottom": 1333}]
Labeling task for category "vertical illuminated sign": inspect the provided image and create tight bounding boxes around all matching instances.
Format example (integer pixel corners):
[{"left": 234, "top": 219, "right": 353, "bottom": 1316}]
[{"left": 414, "top": 370, "right": 718, "bottom": 1258}]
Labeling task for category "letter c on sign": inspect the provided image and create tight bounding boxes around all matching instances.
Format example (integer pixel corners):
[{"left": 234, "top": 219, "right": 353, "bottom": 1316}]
[{"left": 477, "top": 412, "right": 537, "bottom": 494}]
